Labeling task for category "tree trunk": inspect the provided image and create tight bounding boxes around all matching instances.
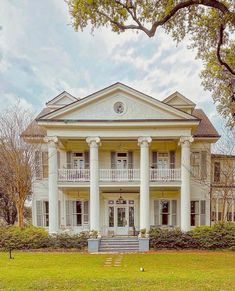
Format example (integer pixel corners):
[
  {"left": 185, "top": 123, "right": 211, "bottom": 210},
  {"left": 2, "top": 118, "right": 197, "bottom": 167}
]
[{"left": 17, "top": 203, "right": 24, "bottom": 228}]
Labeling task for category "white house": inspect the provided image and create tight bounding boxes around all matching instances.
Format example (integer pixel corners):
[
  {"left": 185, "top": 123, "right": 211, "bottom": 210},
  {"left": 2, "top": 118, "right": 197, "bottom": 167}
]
[{"left": 24, "top": 82, "right": 220, "bottom": 237}]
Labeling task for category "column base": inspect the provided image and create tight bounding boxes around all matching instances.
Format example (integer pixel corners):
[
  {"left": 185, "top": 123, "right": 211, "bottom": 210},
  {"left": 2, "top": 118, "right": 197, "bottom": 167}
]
[
  {"left": 88, "top": 238, "right": 101, "bottom": 253},
  {"left": 138, "top": 238, "right": 149, "bottom": 252}
]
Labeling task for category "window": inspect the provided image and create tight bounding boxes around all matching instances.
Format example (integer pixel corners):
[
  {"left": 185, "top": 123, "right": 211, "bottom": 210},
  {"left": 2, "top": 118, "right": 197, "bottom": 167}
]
[
  {"left": 116, "top": 152, "right": 128, "bottom": 169},
  {"left": 161, "top": 200, "right": 170, "bottom": 225},
  {"left": 191, "top": 200, "right": 206, "bottom": 226},
  {"left": 191, "top": 152, "right": 200, "bottom": 178},
  {"left": 158, "top": 153, "right": 169, "bottom": 169},
  {"left": 109, "top": 207, "right": 114, "bottom": 227},
  {"left": 191, "top": 201, "right": 199, "bottom": 226},
  {"left": 211, "top": 198, "right": 217, "bottom": 222},
  {"left": 214, "top": 162, "right": 221, "bottom": 183},
  {"left": 66, "top": 200, "right": 89, "bottom": 227},
  {"left": 36, "top": 200, "right": 49, "bottom": 227},
  {"left": 154, "top": 200, "right": 177, "bottom": 226},
  {"left": 129, "top": 206, "right": 134, "bottom": 227},
  {"left": 72, "top": 152, "right": 84, "bottom": 169},
  {"left": 35, "top": 151, "right": 48, "bottom": 179}
]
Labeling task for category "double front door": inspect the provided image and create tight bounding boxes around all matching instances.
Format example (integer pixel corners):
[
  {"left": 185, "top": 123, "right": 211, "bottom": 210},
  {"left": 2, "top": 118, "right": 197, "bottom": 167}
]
[{"left": 107, "top": 200, "right": 135, "bottom": 235}]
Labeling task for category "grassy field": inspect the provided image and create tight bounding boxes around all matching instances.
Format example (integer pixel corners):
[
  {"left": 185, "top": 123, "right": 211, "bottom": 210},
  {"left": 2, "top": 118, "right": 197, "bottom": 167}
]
[{"left": 0, "top": 251, "right": 234, "bottom": 290}]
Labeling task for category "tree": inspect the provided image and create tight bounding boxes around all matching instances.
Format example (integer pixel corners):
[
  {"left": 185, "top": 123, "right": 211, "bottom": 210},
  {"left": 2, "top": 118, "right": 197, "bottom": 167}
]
[
  {"left": 0, "top": 102, "right": 39, "bottom": 228},
  {"left": 67, "top": 0, "right": 235, "bottom": 125}
]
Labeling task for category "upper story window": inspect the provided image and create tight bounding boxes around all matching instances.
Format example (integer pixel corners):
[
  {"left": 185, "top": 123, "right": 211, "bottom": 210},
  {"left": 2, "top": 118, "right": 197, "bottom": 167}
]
[
  {"left": 72, "top": 152, "right": 84, "bottom": 169},
  {"left": 191, "top": 152, "right": 200, "bottom": 178},
  {"left": 214, "top": 161, "right": 221, "bottom": 183},
  {"left": 35, "top": 151, "right": 48, "bottom": 179}
]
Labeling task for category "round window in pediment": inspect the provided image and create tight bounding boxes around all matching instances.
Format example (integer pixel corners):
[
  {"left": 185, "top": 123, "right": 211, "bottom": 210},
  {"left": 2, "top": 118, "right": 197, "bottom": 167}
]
[{"left": 114, "top": 102, "right": 125, "bottom": 114}]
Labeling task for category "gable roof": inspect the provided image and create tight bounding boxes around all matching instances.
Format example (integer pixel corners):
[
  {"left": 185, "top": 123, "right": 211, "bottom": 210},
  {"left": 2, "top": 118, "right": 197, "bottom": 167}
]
[
  {"left": 46, "top": 91, "right": 78, "bottom": 107},
  {"left": 163, "top": 91, "right": 196, "bottom": 107},
  {"left": 38, "top": 82, "right": 198, "bottom": 121}
]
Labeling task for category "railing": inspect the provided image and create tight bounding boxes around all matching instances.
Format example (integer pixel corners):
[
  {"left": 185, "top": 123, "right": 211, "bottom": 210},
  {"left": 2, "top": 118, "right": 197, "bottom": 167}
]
[
  {"left": 150, "top": 169, "right": 181, "bottom": 181},
  {"left": 58, "top": 168, "right": 181, "bottom": 182},
  {"left": 100, "top": 169, "right": 140, "bottom": 182},
  {"left": 58, "top": 169, "right": 90, "bottom": 182}
]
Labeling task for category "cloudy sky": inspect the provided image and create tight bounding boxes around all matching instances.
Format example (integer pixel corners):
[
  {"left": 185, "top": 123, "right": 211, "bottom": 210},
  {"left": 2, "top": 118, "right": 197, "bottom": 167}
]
[{"left": 0, "top": 0, "right": 224, "bottom": 131}]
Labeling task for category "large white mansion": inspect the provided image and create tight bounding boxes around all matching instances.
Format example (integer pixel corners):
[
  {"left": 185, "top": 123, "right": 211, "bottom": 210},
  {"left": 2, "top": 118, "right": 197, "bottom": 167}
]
[{"left": 25, "top": 82, "right": 221, "bottom": 237}]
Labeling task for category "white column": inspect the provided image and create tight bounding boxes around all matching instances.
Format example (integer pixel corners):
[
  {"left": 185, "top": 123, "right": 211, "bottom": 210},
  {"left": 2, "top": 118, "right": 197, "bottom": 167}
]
[
  {"left": 138, "top": 136, "right": 152, "bottom": 231},
  {"left": 179, "top": 136, "right": 194, "bottom": 232},
  {"left": 45, "top": 136, "right": 59, "bottom": 234},
  {"left": 86, "top": 137, "right": 101, "bottom": 232}
]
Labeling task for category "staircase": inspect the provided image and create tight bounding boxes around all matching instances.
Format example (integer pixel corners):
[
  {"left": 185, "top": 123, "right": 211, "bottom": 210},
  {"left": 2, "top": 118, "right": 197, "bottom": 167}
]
[{"left": 99, "top": 237, "right": 139, "bottom": 253}]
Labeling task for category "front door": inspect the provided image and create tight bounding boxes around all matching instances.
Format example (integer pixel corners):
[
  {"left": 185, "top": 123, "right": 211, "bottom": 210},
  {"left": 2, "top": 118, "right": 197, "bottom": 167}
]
[
  {"left": 107, "top": 199, "right": 136, "bottom": 236},
  {"left": 116, "top": 207, "right": 127, "bottom": 235}
]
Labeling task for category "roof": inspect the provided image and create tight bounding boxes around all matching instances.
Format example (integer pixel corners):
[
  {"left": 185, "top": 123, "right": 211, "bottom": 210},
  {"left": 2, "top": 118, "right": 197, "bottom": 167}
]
[
  {"left": 192, "top": 109, "right": 220, "bottom": 138},
  {"left": 211, "top": 154, "right": 235, "bottom": 159},
  {"left": 21, "top": 108, "right": 51, "bottom": 137},
  {"left": 163, "top": 91, "right": 196, "bottom": 107},
  {"left": 37, "top": 82, "right": 198, "bottom": 121}
]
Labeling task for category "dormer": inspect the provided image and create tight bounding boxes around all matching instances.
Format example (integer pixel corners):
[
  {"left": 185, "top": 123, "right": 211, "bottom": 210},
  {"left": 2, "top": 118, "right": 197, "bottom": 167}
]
[
  {"left": 163, "top": 91, "right": 196, "bottom": 114},
  {"left": 46, "top": 91, "right": 78, "bottom": 109}
]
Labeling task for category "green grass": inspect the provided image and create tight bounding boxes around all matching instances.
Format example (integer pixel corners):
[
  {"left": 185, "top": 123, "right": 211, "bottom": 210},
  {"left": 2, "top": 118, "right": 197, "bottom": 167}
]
[{"left": 0, "top": 251, "right": 234, "bottom": 290}]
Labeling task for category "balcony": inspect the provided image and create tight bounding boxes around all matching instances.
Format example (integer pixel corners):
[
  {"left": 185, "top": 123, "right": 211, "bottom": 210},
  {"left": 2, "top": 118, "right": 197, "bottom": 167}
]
[{"left": 58, "top": 168, "right": 181, "bottom": 183}]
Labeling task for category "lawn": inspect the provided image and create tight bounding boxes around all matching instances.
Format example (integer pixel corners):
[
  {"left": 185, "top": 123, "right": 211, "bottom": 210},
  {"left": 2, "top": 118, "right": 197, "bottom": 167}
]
[{"left": 0, "top": 251, "right": 234, "bottom": 291}]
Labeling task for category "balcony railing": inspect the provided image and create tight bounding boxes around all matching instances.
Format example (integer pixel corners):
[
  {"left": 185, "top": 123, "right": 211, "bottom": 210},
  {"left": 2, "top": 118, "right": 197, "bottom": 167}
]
[
  {"left": 58, "top": 169, "right": 90, "bottom": 182},
  {"left": 150, "top": 168, "right": 181, "bottom": 181},
  {"left": 58, "top": 168, "right": 181, "bottom": 182},
  {"left": 100, "top": 169, "right": 140, "bottom": 181}
]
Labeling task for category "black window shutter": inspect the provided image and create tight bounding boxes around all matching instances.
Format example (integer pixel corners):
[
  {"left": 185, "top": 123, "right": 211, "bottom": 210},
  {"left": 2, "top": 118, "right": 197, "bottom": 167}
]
[
  {"left": 111, "top": 151, "right": 116, "bottom": 169},
  {"left": 67, "top": 151, "right": 72, "bottom": 169},
  {"left": 152, "top": 151, "right": 158, "bottom": 168},
  {"left": 170, "top": 151, "right": 176, "bottom": 169},
  {"left": 84, "top": 151, "right": 90, "bottom": 169},
  {"left": 128, "top": 151, "right": 133, "bottom": 169}
]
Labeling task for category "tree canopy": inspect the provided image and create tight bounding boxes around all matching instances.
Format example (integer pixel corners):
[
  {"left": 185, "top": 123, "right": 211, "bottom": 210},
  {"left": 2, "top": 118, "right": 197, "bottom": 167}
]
[{"left": 67, "top": 0, "right": 235, "bottom": 126}]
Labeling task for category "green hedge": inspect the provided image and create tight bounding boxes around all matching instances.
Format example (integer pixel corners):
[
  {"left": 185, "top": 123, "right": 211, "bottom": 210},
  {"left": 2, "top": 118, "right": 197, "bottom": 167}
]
[
  {"left": 0, "top": 226, "right": 89, "bottom": 250},
  {"left": 149, "top": 223, "right": 235, "bottom": 250}
]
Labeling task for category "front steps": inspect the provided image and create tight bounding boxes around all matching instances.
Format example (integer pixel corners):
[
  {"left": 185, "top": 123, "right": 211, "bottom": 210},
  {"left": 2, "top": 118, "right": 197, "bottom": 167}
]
[{"left": 99, "top": 237, "right": 139, "bottom": 253}]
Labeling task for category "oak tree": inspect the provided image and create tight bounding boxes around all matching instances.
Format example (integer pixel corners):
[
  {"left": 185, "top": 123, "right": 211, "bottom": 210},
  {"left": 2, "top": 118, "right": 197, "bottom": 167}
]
[{"left": 67, "top": 0, "right": 235, "bottom": 125}]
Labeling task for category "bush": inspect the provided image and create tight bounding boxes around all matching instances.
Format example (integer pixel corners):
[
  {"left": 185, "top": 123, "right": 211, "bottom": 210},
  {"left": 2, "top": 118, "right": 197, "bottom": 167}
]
[
  {"left": 149, "top": 223, "right": 235, "bottom": 250},
  {"left": 149, "top": 228, "right": 199, "bottom": 250},
  {"left": 0, "top": 226, "right": 88, "bottom": 251}
]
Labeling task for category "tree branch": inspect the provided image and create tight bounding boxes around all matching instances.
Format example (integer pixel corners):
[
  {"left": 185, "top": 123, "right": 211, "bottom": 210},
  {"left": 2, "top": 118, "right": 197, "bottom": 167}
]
[{"left": 217, "top": 24, "right": 235, "bottom": 75}]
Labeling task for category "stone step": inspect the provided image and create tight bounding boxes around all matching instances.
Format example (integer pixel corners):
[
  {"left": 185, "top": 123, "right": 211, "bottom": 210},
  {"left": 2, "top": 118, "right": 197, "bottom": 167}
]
[{"left": 100, "top": 242, "right": 139, "bottom": 245}]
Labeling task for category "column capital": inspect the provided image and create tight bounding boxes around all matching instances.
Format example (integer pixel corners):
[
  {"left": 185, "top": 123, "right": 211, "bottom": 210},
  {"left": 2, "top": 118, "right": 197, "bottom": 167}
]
[
  {"left": 138, "top": 136, "right": 152, "bottom": 146},
  {"left": 86, "top": 136, "right": 101, "bottom": 147},
  {"left": 44, "top": 136, "right": 58, "bottom": 145},
  {"left": 179, "top": 136, "right": 194, "bottom": 147}
]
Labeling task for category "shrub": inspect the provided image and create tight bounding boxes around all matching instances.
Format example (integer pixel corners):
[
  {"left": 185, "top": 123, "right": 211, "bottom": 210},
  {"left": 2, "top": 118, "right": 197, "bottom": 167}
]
[
  {"left": 192, "top": 222, "right": 235, "bottom": 250},
  {"left": 50, "top": 232, "right": 89, "bottom": 249},
  {"left": 0, "top": 226, "right": 88, "bottom": 251},
  {"left": 149, "top": 228, "right": 199, "bottom": 250},
  {"left": 149, "top": 223, "right": 235, "bottom": 250}
]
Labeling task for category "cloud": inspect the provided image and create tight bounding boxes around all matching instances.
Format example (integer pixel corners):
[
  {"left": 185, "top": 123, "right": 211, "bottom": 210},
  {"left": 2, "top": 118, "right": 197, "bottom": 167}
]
[{"left": 0, "top": 0, "right": 218, "bottom": 127}]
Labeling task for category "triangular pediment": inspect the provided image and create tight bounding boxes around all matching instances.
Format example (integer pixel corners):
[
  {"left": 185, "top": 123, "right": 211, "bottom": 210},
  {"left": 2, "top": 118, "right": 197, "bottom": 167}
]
[
  {"left": 46, "top": 91, "right": 77, "bottom": 108},
  {"left": 163, "top": 91, "right": 195, "bottom": 107},
  {"left": 39, "top": 83, "right": 197, "bottom": 121}
]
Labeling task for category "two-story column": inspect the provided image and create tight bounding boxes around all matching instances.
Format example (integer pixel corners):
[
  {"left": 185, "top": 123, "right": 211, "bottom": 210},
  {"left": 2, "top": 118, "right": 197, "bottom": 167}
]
[
  {"left": 179, "top": 136, "right": 194, "bottom": 232},
  {"left": 44, "top": 136, "right": 59, "bottom": 234},
  {"left": 86, "top": 137, "right": 101, "bottom": 232},
  {"left": 138, "top": 137, "right": 152, "bottom": 231}
]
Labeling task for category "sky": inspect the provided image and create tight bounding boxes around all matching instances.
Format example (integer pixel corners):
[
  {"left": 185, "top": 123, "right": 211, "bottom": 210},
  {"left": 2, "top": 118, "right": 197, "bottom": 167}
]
[{"left": 0, "top": 0, "right": 225, "bottom": 132}]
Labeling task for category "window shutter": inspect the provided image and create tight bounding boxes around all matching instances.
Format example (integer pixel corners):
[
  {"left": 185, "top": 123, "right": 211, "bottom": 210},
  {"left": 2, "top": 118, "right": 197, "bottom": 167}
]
[
  {"left": 154, "top": 200, "right": 160, "bottom": 225},
  {"left": 84, "top": 151, "right": 90, "bottom": 169},
  {"left": 200, "top": 200, "right": 206, "bottom": 225},
  {"left": 201, "top": 151, "right": 207, "bottom": 180},
  {"left": 111, "top": 151, "right": 116, "bottom": 169},
  {"left": 170, "top": 151, "right": 176, "bottom": 169},
  {"left": 152, "top": 152, "right": 158, "bottom": 169},
  {"left": 171, "top": 200, "right": 177, "bottom": 226},
  {"left": 128, "top": 151, "right": 133, "bottom": 169},
  {"left": 57, "top": 151, "right": 60, "bottom": 169},
  {"left": 83, "top": 201, "right": 89, "bottom": 225},
  {"left": 67, "top": 151, "right": 72, "bottom": 169},
  {"left": 58, "top": 200, "right": 61, "bottom": 227},
  {"left": 35, "top": 151, "right": 41, "bottom": 179},
  {"left": 66, "top": 200, "right": 73, "bottom": 226},
  {"left": 36, "top": 201, "right": 43, "bottom": 227}
]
